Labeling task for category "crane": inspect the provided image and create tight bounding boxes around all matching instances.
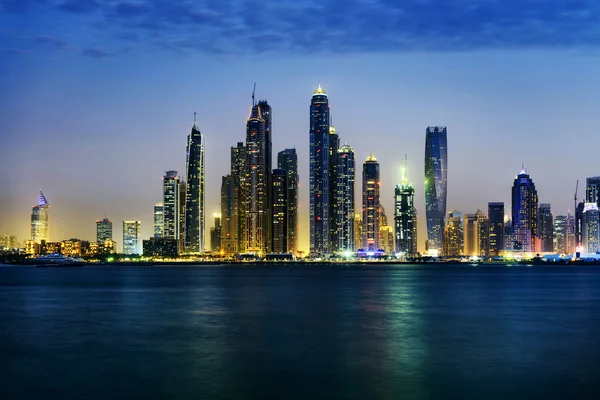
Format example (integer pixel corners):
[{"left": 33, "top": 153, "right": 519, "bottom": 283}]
[{"left": 574, "top": 179, "right": 579, "bottom": 215}]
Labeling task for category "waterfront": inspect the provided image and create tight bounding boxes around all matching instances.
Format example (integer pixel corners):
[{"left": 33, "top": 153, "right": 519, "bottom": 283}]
[{"left": 1, "top": 264, "right": 600, "bottom": 399}]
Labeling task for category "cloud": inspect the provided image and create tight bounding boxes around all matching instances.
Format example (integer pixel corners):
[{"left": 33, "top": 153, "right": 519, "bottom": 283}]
[
  {"left": 80, "top": 47, "right": 111, "bottom": 58},
  {"left": 3, "top": 0, "right": 600, "bottom": 56}
]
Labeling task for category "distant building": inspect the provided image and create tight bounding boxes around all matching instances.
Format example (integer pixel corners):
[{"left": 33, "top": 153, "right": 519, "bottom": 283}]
[
  {"left": 143, "top": 237, "right": 178, "bottom": 258},
  {"left": 354, "top": 213, "right": 362, "bottom": 252},
  {"left": 511, "top": 170, "right": 538, "bottom": 252},
  {"left": 575, "top": 201, "right": 585, "bottom": 250},
  {"left": 278, "top": 149, "right": 299, "bottom": 254},
  {"left": 271, "top": 169, "right": 288, "bottom": 254},
  {"left": 210, "top": 213, "right": 222, "bottom": 252},
  {"left": 163, "top": 171, "right": 181, "bottom": 240},
  {"left": 122, "top": 220, "right": 141, "bottom": 255},
  {"left": 362, "top": 154, "right": 381, "bottom": 251},
  {"left": 583, "top": 203, "right": 600, "bottom": 253},
  {"left": 538, "top": 203, "right": 554, "bottom": 252},
  {"left": 567, "top": 215, "right": 576, "bottom": 253},
  {"left": 445, "top": 211, "right": 463, "bottom": 257},
  {"left": 221, "top": 174, "right": 239, "bottom": 255},
  {"left": 554, "top": 215, "right": 568, "bottom": 254},
  {"left": 328, "top": 124, "right": 340, "bottom": 249},
  {"left": 31, "top": 190, "right": 50, "bottom": 243},
  {"left": 394, "top": 160, "right": 417, "bottom": 256},
  {"left": 96, "top": 218, "right": 112, "bottom": 243},
  {"left": 184, "top": 113, "right": 205, "bottom": 253},
  {"left": 488, "top": 202, "right": 505, "bottom": 256},
  {"left": 154, "top": 203, "right": 164, "bottom": 238},
  {"left": 476, "top": 210, "right": 489, "bottom": 257},
  {"left": 424, "top": 126, "right": 448, "bottom": 255},
  {"left": 463, "top": 214, "right": 479, "bottom": 257},
  {"left": 332, "top": 144, "right": 355, "bottom": 253},
  {"left": 586, "top": 176, "right": 600, "bottom": 207}
]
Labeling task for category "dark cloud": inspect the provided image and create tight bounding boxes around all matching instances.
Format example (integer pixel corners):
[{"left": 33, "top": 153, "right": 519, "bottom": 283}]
[
  {"left": 32, "top": 34, "right": 71, "bottom": 50},
  {"left": 3, "top": 0, "right": 600, "bottom": 56},
  {"left": 81, "top": 47, "right": 111, "bottom": 58}
]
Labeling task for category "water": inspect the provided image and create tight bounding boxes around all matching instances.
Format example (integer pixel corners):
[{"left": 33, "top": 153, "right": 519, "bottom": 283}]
[{"left": 1, "top": 264, "right": 600, "bottom": 399}]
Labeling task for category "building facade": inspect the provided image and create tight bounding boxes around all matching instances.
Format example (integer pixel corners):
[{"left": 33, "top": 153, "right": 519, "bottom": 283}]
[
  {"left": 277, "top": 149, "right": 299, "bottom": 254},
  {"left": 488, "top": 202, "right": 505, "bottom": 256},
  {"left": 210, "top": 213, "right": 222, "bottom": 252},
  {"left": 511, "top": 170, "right": 538, "bottom": 252},
  {"left": 362, "top": 154, "right": 380, "bottom": 251},
  {"left": 122, "top": 220, "right": 141, "bottom": 255},
  {"left": 463, "top": 214, "right": 479, "bottom": 256},
  {"left": 586, "top": 176, "right": 600, "bottom": 207},
  {"left": 153, "top": 203, "right": 164, "bottom": 238},
  {"left": 445, "top": 211, "right": 463, "bottom": 257},
  {"left": 538, "top": 203, "right": 554, "bottom": 252},
  {"left": 583, "top": 203, "right": 600, "bottom": 254},
  {"left": 163, "top": 171, "right": 181, "bottom": 240},
  {"left": 554, "top": 215, "right": 568, "bottom": 254},
  {"left": 476, "top": 209, "right": 489, "bottom": 257},
  {"left": 394, "top": 163, "right": 417, "bottom": 256},
  {"left": 96, "top": 218, "right": 113, "bottom": 243},
  {"left": 271, "top": 169, "right": 288, "bottom": 253},
  {"left": 184, "top": 114, "right": 205, "bottom": 253},
  {"left": 31, "top": 190, "right": 50, "bottom": 243},
  {"left": 424, "top": 126, "right": 448, "bottom": 255},
  {"left": 332, "top": 144, "right": 355, "bottom": 253}
]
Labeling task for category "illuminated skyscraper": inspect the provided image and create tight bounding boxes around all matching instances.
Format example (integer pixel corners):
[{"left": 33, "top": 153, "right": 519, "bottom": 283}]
[
  {"left": 538, "top": 203, "right": 554, "bottom": 252},
  {"left": 575, "top": 201, "right": 585, "bottom": 250},
  {"left": 123, "top": 220, "right": 141, "bottom": 255},
  {"left": 511, "top": 170, "right": 538, "bottom": 252},
  {"left": 554, "top": 215, "right": 568, "bottom": 254},
  {"left": 154, "top": 203, "right": 164, "bottom": 238},
  {"left": 328, "top": 123, "right": 340, "bottom": 247},
  {"left": 31, "top": 190, "right": 49, "bottom": 243},
  {"left": 278, "top": 149, "right": 299, "bottom": 254},
  {"left": 221, "top": 174, "right": 238, "bottom": 255},
  {"left": 163, "top": 171, "right": 181, "bottom": 240},
  {"left": 424, "top": 126, "right": 448, "bottom": 255},
  {"left": 244, "top": 100, "right": 269, "bottom": 255},
  {"left": 394, "top": 160, "right": 417, "bottom": 256},
  {"left": 586, "top": 176, "right": 600, "bottom": 207},
  {"left": 333, "top": 144, "right": 355, "bottom": 253},
  {"left": 96, "top": 218, "right": 112, "bottom": 242},
  {"left": 231, "top": 142, "right": 247, "bottom": 252},
  {"left": 583, "top": 203, "right": 600, "bottom": 253},
  {"left": 354, "top": 213, "right": 362, "bottom": 252},
  {"left": 488, "top": 202, "right": 504, "bottom": 256},
  {"left": 257, "top": 99, "right": 273, "bottom": 253},
  {"left": 463, "top": 213, "right": 479, "bottom": 256},
  {"left": 271, "top": 169, "right": 288, "bottom": 253},
  {"left": 362, "top": 154, "right": 380, "bottom": 251},
  {"left": 184, "top": 113, "right": 205, "bottom": 253},
  {"left": 476, "top": 209, "right": 489, "bottom": 257},
  {"left": 445, "top": 211, "right": 463, "bottom": 256},
  {"left": 309, "top": 84, "right": 330, "bottom": 256},
  {"left": 210, "top": 213, "right": 222, "bottom": 252}
]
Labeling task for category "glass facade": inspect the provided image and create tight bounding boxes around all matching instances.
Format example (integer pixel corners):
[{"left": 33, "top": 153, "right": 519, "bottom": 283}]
[
  {"left": 163, "top": 170, "right": 180, "bottom": 240},
  {"left": 394, "top": 174, "right": 417, "bottom": 256},
  {"left": 511, "top": 171, "right": 538, "bottom": 252},
  {"left": 184, "top": 116, "right": 205, "bottom": 253},
  {"left": 538, "top": 203, "right": 554, "bottom": 252},
  {"left": 278, "top": 149, "right": 299, "bottom": 254},
  {"left": 122, "top": 220, "right": 141, "bottom": 255},
  {"left": 333, "top": 144, "right": 355, "bottom": 253},
  {"left": 153, "top": 203, "right": 164, "bottom": 238},
  {"left": 424, "top": 126, "right": 447, "bottom": 254},
  {"left": 488, "top": 202, "right": 505, "bottom": 256},
  {"left": 271, "top": 169, "right": 288, "bottom": 254},
  {"left": 31, "top": 190, "right": 49, "bottom": 243},
  {"left": 96, "top": 217, "right": 113, "bottom": 242},
  {"left": 362, "top": 155, "right": 380, "bottom": 251}
]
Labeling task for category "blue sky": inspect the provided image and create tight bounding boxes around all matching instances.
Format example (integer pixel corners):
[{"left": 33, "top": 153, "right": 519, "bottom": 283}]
[{"left": 2, "top": 0, "right": 600, "bottom": 252}]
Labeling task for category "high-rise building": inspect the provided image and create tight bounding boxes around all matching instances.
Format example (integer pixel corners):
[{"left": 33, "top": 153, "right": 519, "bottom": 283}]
[
  {"left": 96, "top": 218, "right": 112, "bottom": 243},
  {"left": 488, "top": 202, "right": 505, "bottom": 256},
  {"left": 538, "top": 203, "right": 554, "bottom": 252},
  {"left": 475, "top": 209, "right": 489, "bottom": 257},
  {"left": 511, "top": 170, "right": 538, "bottom": 252},
  {"left": 231, "top": 142, "right": 247, "bottom": 253},
  {"left": 163, "top": 171, "right": 181, "bottom": 240},
  {"left": 586, "top": 176, "right": 600, "bottom": 207},
  {"left": 583, "top": 203, "right": 600, "bottom": 253},
  {"left": 394, "top": 161, "right": 417, "bottom": 256},
  {"left": 184, "top": 113, "right": 205, "bottom": 253},
  {"left": 257, "top": 99, "right": 273, "bottom": 253},
  {"left": 445, "top": 211, "right": 463, "bottom": 257},
  {"left": 362, "top": 154, "right": 380, "bottom": 252},
  {"left": 244, "top": 100, "right": 270, "bottom": 255},
  {"left": 463, "top": 214, "right": 479, "bottom": 257},
  {"left": 271, "top": 169, "right": 288, "bottom": 254},
  {"left": 210, "top": 213, "right": 221, "bottom": 252},
  {"left": 354, "top": 213, "right": 362, "bottom": 252},
  {"left": 31, "top": 190, "right": 50, "bottom": 243},
  {"left": 554, "top": 215, "right": 568, "bottom": 254},
  {"left": 154, "top": 203, "right": 164, "bottom": 238},
  {"left": 178, "top": 181, "right": 186, "bottom": 250},
  {"left": 424, "top": 126, "right": 448, "bottom": 255},
  {"left": 332, "top": 144, "right": 355, "bottom": 253},
  {"left": 309, "top": 84, "right": 330, "bottom": 256},
  {"left": 575, "top": 201, "right": 585, "bottom": 250},
  {"left": 567, "top": 214, "right": 576, "bottom": 253},
  {"left": 221, "top": 174, "right": 238, "bottom": 255},
  {"left": 328, "top": 123, "right": 340, "bottom": 248},
  {"left": 122, "top": 220, "right": 141, "bottom": 255},
  {"left": 277, "top": 149, "right": 299, "bottom": 254}
]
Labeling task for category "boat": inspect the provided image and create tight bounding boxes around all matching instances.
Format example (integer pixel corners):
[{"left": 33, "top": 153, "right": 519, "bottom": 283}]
[{"left": 34, "top": 253, "right": 84, "bottom": 267}]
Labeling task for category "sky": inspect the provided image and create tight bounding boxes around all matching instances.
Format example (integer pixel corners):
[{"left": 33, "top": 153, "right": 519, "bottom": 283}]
[{"left": 2, "top": 0, "right": 600, "bottom": 252}]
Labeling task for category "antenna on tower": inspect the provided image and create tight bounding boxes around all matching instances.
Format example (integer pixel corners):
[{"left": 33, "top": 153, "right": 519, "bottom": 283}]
[
  {"left": 194, "top": 112, "right": 196, "bottom": 124},
  {"left": 252, "top": 82, "right": 256, "bottom": 106}
]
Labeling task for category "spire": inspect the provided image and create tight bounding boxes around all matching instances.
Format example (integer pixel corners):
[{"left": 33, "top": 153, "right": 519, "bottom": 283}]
[
  {"left": 401, "top": 154, "right": 409, "bottom": 185},
  {"left": 366, "top": 153, "right": 377, "bottom": 162},
  {"left": 313, "top": 82, "right": 326, "bottom": 96},
  {"left": 192, "top": 112, "right": 199, "bottom": 130},
  {"left": 38, "top": 190, "right": 48, "bottom": 207}
]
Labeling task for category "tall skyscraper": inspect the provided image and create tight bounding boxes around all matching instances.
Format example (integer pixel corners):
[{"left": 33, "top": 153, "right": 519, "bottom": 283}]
[
  {"left": 575, "top": 201, "right": 585, "bottom": 250},
  {"left": 488, "top": 202, "right": 505, "bottom": 256},
  {"left": 178, "top": 181, "right": 186, "bottom": 250},
  {"left": 31, "top": 190, "right": 49, "bottom": 243},
  {"left": 271, "top": 169, "right": 288, "bottom": 253},
  {"left": 354, "top": 213, "right": 362, "bottom": 252},
  {"left": 122, "top": 220, "right": 141, "bottom": 255},
  {"left": 244, "top": 100, "right": 269, "bottom": 255},
  {"left": 184, "top": 113, "right": 205, "bottom": 253},
  {"left": 362, "top": 154, "right": 380, "bottom": 251},
  {"left": 445, "top": 211, "right": 464, "bottom": 256},
  {"left": 221, "top": 174, "right": 238, "bottom": 255},
  {"left": 309, "top": 84, "right": 330, "bottom": 256},
  {"left": 333, "top": 144, "right": 355, "bottom": 253},
  {"left": 394, "top": 160, "right": 417, "bottom": 256},
  {"left": 511, "top": 170, "right": 538, "bottom": 252},
  {"left": 554, "top": 215, "right": 568, "bottom": 254},
  {"left": 153, "top": 203, "right": 164, "bottom": 238},
  {"left": 583, "top": 203, "right": 600, "bottom": 253},
  {"left": 96, "top": 218, "right": 113, "bottom": 242},
  {"left": 538, "top": 203, "right": 554, "bottom": 252},
  {"left": 424, "top": 126, "right": 448, "bottom": 255},
  {"left": 257, "top": 99, "right": 273, "bottom": 253},
  {"left": 278, "top": 149, "right": 299, "bottom": 254},
  {"left": 476, "top": 209, "right": 489, "bottom": 257},
  {"left": 586, "top": 176, "right": 600, "bottom": 207},
  {"left": 328, "top": 123, "right": 340, "bottom": 247},
  {"left": 163, "top": 171, "right": 181, "bottom": 240},
  {"left": 567, "top": 214, "right": 576, "bottom": 253},
  {"left": 210, "top": 213, "right": 221, "bottom": 252},
  {"left": 463, "top": 214, "right": 479, "bottom": 256},
  {"left": 231, "top": 142, "right": 247, "bottom": 253}
]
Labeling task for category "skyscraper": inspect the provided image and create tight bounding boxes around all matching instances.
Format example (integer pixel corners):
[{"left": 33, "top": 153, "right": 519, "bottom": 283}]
[
  {"left": 96, "top": 218, "right": 112, "bottom": 242},
  {"left": 354, "top": 213, "right": 362, "bottom": 252},
  {"left": 277, "top": 149, "right": 299, "bottom": 254},
  {"left": 476, "top": 209, "right": 489, "bottom": 257},
  {"left": 538, "top": 203, "right": 554, "bottom": 252},
  {"left": 445, "top": 211, "right": 464, "bottom": 256},
  {"left": 463, "top": 214, "right": 479, "bottom": 257},
  {"left": 31, "top": 190, "right": 49, "bottom": 243},
  {"left": 271, "top": 169, "right": 288, "bottom": 254},
  {"left": 328, "top": 123, "right": 340, "bottom": 247},
  {"left": 257, "top": 99, "right": 273, "bottom": 253},
  {"left": 309, "top": 84, "right": 330, "bottom": 256},
  {"left": 362, "top": 154, "right": 380, "bottom": 252},
  {"left": 394, "top": 160, "right": 417, "bottom": 256},
  {"left": 221, "top": 174, "right": 238, "bottom": 255},
  {"left": 488, "top": 202, "right": 505, "bottom": 256},
  {"left": 554, "top": 215, "right": 568, "bottom": 254},
  {"left": 511, "top": 170, "right": 538, "bottom": 252},
  {"left": 153, "top": 203, "right": 164, "bottom": 238},
  {"left": 583, "top": 203, "right": 600, "bottom": 253},
  {"left": 184, "top": 113, "right": 205, "bottom": 253},
  {"left": 244, "top": 100, "right": 269, "bottom": 255},
  {"left": 123, "top": 220, "right": 141, "bottom": 255},
  {"left": 163, "top": 171, "right": 181, "bottom": 240},
  {"left": 586, "top": 176, "right": 600, "bottom": 207},
  {"left": 424, "top": 126, "right": 448, "bottom": 255},
  {"left": 231, "top": 142, "right": 247, "bottom": 253},
  {"left": 333, "top": 144, "right": 355, "bottom": 253},
  {"left": 210, "top": 213, "right": 221, "bottom": 252},
  {"left": 575, "top": 201, "right": 585, "bottom": 250}
]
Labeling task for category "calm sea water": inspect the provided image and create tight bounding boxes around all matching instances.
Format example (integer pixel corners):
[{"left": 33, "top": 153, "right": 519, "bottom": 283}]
[{"left": 1, "top": 264, "right": 600, "bottom": 399}]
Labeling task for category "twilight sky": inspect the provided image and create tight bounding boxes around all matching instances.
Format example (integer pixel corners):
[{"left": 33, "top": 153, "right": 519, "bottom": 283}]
[{"left": 2, "top": 0, "right": 600, "bottom": 252}]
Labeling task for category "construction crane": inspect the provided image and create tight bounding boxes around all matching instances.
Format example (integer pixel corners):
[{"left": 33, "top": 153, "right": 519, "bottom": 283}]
[{"left": 574, "top": 180, "right": 579, "bottom": 215}]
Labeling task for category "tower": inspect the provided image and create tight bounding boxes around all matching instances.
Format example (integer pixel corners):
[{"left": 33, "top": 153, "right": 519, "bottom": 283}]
[
  {"left": 153, "top": 203, "right": 164, "bottom": 238},
  {"left": 511, "top": 169, "right": 538, "bottom": 252},
  {"left": 271, "top": 169, "right": 288, "bottom": 253},
  {"left": 394, "top": 158, "right": 417, "bottom": 256},
  {"left": 586, "top": 176, "right": 600, "bottom": 207},
  {"left": 333, "top": 144, "right": 355, "bottom": 253},
  {"left": 122, "top": 220, "right": 141, "bottom": 255},
  {"left": 444, "top": 211, "right": 463, "bottom": 256},
  {"left": 184, "top": 113, "right": 205, "bottom": 253},
  {"left": 424, "top": 126, "right": 448, "bottom": 255},
  {"left": 309, "top": 84, "right": 330, "bottom": 256},
  {"left": 163, "top": 171, "right": 181, "bottom": 240},
  {"left": 31, "top": 190, "right": 49, "bottom": 243},
  {"left": 96, "top": 217, "right": 113, "bottom": 243},
  {"left": 583, "top": 203, "right": 600, "bottom": 253},
  {"left": 488, "top": 202, "right": 505, "bottom": 256},
  {"left": 538, "top": 203, "right": 554, "bottom": 252},
  {"left": 362, "top": 154, "right": 380, "bottom": 251},
  {"left": 278, "top": 149, "right": 299, "bottom": 254}
]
